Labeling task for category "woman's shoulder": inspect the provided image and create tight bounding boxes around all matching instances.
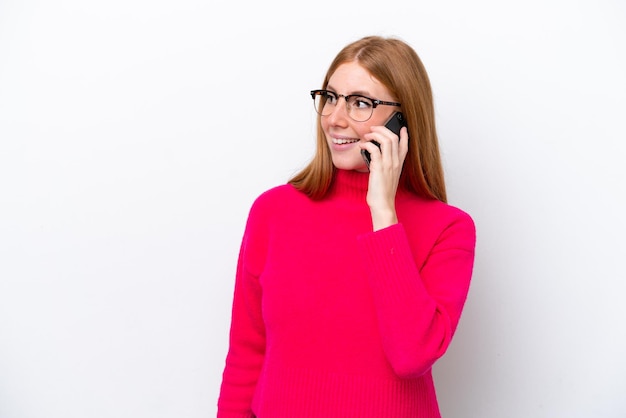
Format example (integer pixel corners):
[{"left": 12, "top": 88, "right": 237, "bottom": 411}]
[
  {"left": 399, "top": 193, "right": 475, "bottom": 236},
  {"left": 400, "top": 193, "right": 471, "bottom": 220},
  {"left": 246, "top": 183, "right": 306, "bottom": 220},
  {"left": 397, "top": 195, "right": 476, "bottom": 257},
  {"left": 252, "top": 183, "right": 302, "bottom": 206},
  {"left": 428, "top": 199, "right": 473, "bottom": 224}
]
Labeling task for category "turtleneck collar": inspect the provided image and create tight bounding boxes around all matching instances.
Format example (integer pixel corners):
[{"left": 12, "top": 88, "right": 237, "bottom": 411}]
[
  {"left": 327, "top": 169, "right": 371, "bottom": 202},
  {"left": 326, "top": 169, "right": 417, "bottom": 204}
]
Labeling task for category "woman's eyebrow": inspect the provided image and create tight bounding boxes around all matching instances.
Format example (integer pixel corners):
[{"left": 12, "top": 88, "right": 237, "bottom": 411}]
[{"left": 325, "top": 85, "right": 372, "bottom": 97}]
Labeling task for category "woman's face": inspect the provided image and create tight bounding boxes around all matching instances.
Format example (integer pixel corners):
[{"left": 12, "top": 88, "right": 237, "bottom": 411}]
[{"left": 322, "top": 61, "right": 398, "bottom": 172}]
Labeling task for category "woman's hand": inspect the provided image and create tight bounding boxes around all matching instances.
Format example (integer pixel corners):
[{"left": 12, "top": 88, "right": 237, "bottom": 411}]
[{"left": 359, "top": 125, "right": 409, "bottom": 231}]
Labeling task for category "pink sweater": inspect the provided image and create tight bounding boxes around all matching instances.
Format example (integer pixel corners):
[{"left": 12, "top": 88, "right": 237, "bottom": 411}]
[{"left": 218, "top": 169, "right": 476, "bottom": 418}]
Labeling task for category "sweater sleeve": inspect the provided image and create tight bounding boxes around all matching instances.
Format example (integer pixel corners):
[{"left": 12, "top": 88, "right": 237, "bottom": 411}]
[
  {"left": 217, "top": 200, "right": 269, "bottom": 418},
  {"left": 356, "top": 211, "right": 476, "bottom": 378}
]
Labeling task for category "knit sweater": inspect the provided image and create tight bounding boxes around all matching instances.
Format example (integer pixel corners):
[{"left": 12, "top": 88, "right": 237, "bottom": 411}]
[{"left": 217, "top": 169, "right": 476, "bottom": 418}]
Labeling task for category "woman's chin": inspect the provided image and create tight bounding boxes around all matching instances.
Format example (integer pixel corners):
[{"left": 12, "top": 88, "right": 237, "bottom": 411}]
[{"left": 332, "top": 156, "right": 368, "bottom": 172}]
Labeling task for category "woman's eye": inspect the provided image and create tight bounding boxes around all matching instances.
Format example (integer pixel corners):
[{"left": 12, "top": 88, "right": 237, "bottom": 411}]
[
  {"left": 324, "top": 92, "right": 337, "bottom": 104},
  {"left": 353, "top": 97, "right": 373, "bottom": 109}
]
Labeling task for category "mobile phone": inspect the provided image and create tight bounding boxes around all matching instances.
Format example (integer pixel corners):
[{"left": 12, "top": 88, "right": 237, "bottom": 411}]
[{"left": 361, "top": 111, "right": 406, "bottom": 169}]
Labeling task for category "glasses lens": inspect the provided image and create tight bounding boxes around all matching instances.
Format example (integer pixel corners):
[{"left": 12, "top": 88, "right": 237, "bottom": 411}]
[
  {"left": 313, "top": 91, "right": 331, "bottom": 116},
  {"left": 347, "top": 96, "right": 374, "bottom": 122},
  {"left": 311, "top": 91, "right": 375, "bottom": 121}
]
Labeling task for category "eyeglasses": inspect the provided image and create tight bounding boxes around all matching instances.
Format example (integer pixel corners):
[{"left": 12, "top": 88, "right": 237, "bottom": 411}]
[{"left": 310, "top": 89, "right": 401, "bottom": 122}]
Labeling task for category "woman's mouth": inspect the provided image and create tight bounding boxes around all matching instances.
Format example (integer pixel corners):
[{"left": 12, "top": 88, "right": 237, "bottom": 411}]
[{"left": 332, "top": 137, "right": 359, "bottom": 145}]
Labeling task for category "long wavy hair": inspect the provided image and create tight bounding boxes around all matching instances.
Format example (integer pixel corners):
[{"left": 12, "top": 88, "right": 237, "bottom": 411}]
[{"left": 289, "top": 36, "right": 447, "bottom": 203}]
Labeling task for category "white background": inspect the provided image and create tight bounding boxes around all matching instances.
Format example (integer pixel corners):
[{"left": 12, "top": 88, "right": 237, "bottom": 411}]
[{"left": 1, "top": 0, "right": 625, "bottom": 417}]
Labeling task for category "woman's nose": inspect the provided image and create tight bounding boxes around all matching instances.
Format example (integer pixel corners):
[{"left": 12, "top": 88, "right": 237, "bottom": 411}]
[{"left": 326, "top": 98, "right": 349, "bottom": 125}]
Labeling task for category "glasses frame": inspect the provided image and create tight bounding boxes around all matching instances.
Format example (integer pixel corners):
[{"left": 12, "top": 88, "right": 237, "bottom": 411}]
[{"left": 310, "top": 89, "right": 401, "bottom": 122}]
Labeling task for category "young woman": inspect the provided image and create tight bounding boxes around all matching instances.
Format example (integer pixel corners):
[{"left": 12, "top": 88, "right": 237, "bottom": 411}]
[{"left": 217, "top": 35, "right": 476, "bottom": 418}]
